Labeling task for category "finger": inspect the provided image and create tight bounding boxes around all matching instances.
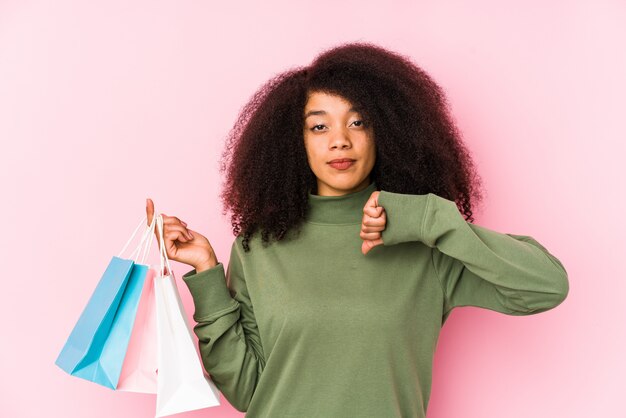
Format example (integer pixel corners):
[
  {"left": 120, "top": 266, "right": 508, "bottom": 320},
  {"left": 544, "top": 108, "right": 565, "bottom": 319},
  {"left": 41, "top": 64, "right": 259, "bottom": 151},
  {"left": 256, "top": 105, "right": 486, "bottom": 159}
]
[
  {"left": 163, "top": 232, "right": 178, "bottom": 259},
  {"left": 366, "top": 209, "right": 386, "bottom": 225},
  {"left": 363, "top": 216, "right": 385, "bottom": 228},
  {"left": 172, "top": 224, "right": 194, "bottom": 240},
  {"left": 162, "top": 215, "right": 188, "bottom": 228},
  {"left": 360, "top": 230, "right": 382, "bottom": 240},
  {"left": 157, "top": 213, "right": 170, "bottom": 246},
  {"left": 161, "top": 229, "right": 189, "bottom": 259},
  {"left": 362, "top": 224, "right": 385, "bottom": 233},
  {"left": 364, "top": 205, "right": 384, "bottom": 218},
  {"left": 362, "top": 214, "right": 386, "bottom": 228},
  {"left": 165, "top": 226, "right": 193, "bottom": 243},
  {"left": 165, "top": 225, "right": 194, "bottom": 242},
  {"left": 158, "top": 213, "right": 191, "bottom": 237}
]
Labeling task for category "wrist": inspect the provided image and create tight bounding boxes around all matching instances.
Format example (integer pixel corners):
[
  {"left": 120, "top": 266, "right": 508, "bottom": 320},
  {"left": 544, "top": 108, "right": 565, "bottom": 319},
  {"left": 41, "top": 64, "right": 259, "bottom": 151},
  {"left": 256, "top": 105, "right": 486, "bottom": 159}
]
[{"left": 194, "top": 257, "right": 218, "bottom": 274}]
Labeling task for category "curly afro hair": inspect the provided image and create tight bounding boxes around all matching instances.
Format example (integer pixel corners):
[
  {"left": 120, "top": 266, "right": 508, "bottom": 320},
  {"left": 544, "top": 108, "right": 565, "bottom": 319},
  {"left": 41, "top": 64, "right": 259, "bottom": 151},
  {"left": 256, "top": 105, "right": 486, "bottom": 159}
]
[{"left": 218, "top": 41, "right": 484, "bottom": 252}]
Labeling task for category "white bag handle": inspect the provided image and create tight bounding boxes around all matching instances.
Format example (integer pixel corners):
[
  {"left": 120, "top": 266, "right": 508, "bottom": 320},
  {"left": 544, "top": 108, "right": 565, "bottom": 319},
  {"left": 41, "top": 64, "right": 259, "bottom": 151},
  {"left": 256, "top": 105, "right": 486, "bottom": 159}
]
[
  {"left": 156, "top": 213, "right": 173, "bottom": 276},
  {"left": 136, "top": 214, "right": 157, "bottom": 265},
  {"left": 118, "top": 213, "right": 158, "bottom": 265}
]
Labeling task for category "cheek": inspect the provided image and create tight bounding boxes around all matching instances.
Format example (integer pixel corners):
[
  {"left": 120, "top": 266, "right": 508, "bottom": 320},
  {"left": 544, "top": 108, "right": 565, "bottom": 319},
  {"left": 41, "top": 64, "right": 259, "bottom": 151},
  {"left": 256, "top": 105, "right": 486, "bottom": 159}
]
[
  {"left": 364, "top": 142, "right": 376, "bottom": 168},
  {"left": 303, "top": 141, "right": 322, "bottom": 165},
  {"left": 359, "top": 135, "right": 376, "bottom": 156},
  {"left": 303, "top": 138, "right": 318, "bottom": 154},
  {"left": 367, "top": 134, "right": 376, "bottom": 154},
  {"left": 303, "top": 137, "right": 313, "bottom": 156}
]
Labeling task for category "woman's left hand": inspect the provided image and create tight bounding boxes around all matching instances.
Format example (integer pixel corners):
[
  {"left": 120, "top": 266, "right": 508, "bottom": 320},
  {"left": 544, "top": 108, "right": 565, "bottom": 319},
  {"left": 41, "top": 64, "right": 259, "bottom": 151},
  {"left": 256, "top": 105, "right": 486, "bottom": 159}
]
[{"left": 361, "top": 191, "right": 386, "bottom": 255}]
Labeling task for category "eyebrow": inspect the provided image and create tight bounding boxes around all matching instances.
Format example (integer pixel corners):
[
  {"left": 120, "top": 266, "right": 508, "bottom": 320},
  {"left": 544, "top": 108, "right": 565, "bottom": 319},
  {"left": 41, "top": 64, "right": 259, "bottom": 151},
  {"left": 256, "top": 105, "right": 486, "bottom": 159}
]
[{"left": 304, "top": 107, "right": 360, "bottom": 119}]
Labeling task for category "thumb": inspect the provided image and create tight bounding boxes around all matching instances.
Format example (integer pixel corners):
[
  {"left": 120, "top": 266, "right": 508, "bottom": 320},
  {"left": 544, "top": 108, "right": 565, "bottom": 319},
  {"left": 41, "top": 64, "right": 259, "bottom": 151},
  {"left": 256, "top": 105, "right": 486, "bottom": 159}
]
[
  {"left": 146, "top": 198, "right": 155, "bottom": 226},
  {"left": 362, "top": 240, "right": 374, "bottom": 255},
  {"left": 146, "top": 198, "right": 161, "bottom": 247}
]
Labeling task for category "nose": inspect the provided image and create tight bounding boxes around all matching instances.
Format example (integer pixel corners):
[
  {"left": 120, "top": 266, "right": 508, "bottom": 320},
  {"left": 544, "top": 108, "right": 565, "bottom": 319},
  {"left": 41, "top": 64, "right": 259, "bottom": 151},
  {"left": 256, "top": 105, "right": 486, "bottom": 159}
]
[{"left": 329, "top": 127, "right": 352, "bottom": 149}]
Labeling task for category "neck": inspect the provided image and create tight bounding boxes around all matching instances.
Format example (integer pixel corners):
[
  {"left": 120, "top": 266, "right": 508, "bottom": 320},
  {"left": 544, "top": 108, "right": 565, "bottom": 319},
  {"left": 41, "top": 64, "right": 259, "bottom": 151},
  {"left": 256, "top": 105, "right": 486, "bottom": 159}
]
[{"left": 305, "top": 181, "right": 378, "bottom": 225}]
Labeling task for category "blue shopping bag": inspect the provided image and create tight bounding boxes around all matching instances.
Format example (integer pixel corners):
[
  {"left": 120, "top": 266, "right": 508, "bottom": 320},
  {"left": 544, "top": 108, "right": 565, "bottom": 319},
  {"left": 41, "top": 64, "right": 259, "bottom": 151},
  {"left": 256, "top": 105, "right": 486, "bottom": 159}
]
[{"left": 55, "top": 214, "right": 157, "bottom": 389}]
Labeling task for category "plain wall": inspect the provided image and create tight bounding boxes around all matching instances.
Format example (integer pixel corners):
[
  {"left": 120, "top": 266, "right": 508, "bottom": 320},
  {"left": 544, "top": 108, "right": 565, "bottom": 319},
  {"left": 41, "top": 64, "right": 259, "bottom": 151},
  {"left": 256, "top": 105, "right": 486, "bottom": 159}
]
[{"left": 1, "top": 1, "right": 624, "bottom": 417}]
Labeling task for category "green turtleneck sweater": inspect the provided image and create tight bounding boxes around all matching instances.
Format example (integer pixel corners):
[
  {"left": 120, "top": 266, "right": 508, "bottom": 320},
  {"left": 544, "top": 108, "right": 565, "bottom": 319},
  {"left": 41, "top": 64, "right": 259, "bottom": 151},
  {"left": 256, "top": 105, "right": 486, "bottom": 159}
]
[{"left": 181, "top": 181, "right": 569, "bottom": 418}]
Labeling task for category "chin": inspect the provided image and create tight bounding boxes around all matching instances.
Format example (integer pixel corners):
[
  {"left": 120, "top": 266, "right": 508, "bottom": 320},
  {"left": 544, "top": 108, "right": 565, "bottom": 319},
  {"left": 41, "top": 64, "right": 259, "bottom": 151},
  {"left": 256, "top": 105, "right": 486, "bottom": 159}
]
[{"left": 322, "top": 177, "right": 367, "bottom": 191}]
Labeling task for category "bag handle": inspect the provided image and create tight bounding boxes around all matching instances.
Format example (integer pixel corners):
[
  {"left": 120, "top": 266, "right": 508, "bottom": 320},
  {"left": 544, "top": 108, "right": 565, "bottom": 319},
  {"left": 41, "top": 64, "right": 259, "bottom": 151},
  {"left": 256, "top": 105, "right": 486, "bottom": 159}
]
[
  {"left": 117, "top": 213, "right": 158, "bottom": 264},
  {"left": 136, "top": 213, "right": 157, "bottom": 265},
  {"left": 156, "top": 213, "right": 173, "bottom": 276}
]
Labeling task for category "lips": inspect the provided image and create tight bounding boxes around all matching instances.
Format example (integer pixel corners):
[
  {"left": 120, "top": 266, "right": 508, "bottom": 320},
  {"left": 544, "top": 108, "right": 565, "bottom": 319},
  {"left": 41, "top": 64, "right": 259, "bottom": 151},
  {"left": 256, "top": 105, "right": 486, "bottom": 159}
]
[
  {"left": 328, "top": 160, "right": 355, "bottom": 170},
  {"left": 328, "top": 158, "right": 356, "bottom": 163}
]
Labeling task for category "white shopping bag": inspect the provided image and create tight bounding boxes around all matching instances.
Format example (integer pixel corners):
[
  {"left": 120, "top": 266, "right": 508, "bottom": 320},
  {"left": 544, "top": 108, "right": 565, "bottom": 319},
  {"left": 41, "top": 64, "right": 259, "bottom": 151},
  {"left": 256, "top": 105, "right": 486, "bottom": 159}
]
[{"left": 154, "top": 213, "right": 221, "bottom": 418}]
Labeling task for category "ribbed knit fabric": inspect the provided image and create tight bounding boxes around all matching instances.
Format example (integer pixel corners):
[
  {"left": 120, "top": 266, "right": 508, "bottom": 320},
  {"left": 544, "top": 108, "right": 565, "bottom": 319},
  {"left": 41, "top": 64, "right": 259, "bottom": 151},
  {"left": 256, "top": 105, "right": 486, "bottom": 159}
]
[{"left": 181, "top": 181, "right": 569, "bottom": 417}]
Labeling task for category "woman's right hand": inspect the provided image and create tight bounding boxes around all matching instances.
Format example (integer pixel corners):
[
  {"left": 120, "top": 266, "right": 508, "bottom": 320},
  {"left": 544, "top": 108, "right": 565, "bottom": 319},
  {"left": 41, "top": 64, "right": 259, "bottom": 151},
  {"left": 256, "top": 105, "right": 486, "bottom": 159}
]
[{"left": 146, "top": 198, "right": 218, "bottom": 273}]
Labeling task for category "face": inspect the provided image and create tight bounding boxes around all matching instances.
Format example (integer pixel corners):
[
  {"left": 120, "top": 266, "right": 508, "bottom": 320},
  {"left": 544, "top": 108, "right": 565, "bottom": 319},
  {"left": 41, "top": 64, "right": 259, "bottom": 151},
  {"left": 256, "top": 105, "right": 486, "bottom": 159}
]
[{"left": 303, "top": 91, "right": 376, "bottom": 196}]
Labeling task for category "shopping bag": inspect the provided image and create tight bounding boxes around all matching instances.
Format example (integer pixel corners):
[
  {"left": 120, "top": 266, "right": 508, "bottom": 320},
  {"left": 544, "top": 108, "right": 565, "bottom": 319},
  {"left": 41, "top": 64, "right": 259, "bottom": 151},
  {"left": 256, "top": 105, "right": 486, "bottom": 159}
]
[
  {"left": 55, "top": 214, "right": 157, "bottom": 390},
  {"left": 116, "top": 266, "right": 158, "bottom": 393},
  {"left": 154, "top": 213, "right": 221, "bottom": 417}
]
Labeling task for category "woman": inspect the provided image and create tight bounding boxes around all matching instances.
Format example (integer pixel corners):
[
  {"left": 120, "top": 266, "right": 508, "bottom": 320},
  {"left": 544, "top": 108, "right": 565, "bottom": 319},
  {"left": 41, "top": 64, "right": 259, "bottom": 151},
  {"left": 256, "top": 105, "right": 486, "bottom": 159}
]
[{"left": 146, "top": 42, "right": 569, "bottom": 418}]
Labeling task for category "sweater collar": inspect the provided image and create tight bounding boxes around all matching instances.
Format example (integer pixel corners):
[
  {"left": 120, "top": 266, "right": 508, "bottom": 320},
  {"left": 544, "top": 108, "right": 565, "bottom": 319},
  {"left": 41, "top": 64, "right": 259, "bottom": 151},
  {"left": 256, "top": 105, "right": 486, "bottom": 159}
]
[{"left": 305, "top": 181, "right": 379, "bottom": 225}]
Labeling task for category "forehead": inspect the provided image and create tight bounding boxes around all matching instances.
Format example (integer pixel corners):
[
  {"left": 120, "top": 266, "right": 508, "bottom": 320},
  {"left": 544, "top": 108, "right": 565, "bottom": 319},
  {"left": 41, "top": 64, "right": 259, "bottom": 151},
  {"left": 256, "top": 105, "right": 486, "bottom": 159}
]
[{"left": 304, "top": 91, "right": 355, "bottom": 110}]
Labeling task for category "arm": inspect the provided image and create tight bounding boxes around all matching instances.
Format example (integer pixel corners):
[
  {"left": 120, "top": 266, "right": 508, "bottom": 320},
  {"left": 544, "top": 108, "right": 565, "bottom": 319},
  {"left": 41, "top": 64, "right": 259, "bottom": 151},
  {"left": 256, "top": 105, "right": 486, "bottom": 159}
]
[
  {"left": 377, "top": 190, "right": 569, "bottom": 316},
  {"left": 181, "top": 238, "right": 265, "bottom": 412}
]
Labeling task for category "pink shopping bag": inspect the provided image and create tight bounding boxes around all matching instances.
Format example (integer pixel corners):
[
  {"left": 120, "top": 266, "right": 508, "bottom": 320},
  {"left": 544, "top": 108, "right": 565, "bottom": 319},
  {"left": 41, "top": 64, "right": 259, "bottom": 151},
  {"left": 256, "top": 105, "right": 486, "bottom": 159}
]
[{"left": 116, "top": 266, "right": 158, "bottom": 393}]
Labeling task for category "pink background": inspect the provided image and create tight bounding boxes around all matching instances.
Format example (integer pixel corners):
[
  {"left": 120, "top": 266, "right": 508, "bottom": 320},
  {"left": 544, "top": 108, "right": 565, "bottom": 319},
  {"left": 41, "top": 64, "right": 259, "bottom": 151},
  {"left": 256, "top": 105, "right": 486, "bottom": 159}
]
[{"left": 1, "top": 1, "right": 624, "bottom": 417}]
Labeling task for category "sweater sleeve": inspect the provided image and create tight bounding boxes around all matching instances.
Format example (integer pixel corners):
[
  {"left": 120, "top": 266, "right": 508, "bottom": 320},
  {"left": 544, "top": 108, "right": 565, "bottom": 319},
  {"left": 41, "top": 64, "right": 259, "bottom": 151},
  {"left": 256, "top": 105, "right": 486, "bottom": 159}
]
[
  {"left": 181, "top": 238, "right": 265, "bottom": 412},
  {"left": 377, "top": 190, "right": 569, "bottom": 316}
]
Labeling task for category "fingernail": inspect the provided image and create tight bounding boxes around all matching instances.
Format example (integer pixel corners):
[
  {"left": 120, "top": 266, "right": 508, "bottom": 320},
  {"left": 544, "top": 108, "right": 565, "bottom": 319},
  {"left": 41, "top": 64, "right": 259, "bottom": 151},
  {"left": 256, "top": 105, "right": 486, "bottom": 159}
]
[{"left": 188, "top": 232, "right": 194, "bottom": 239}]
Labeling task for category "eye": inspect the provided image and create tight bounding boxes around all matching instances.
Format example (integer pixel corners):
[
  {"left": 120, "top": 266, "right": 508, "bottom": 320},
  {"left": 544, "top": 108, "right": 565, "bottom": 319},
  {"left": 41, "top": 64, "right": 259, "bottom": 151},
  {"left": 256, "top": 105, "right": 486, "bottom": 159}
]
[
  {"left": 352, "top": 120, "right": 365, "bottom": 127},
  {"left": 311, "top": 124, "right": 326, "bottom": 132}
]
